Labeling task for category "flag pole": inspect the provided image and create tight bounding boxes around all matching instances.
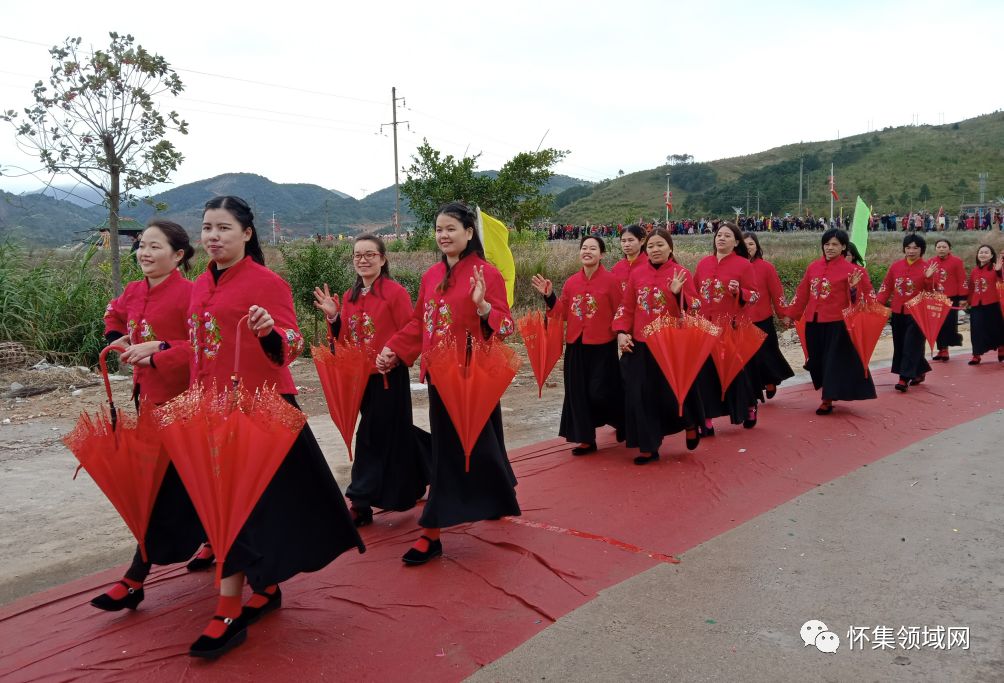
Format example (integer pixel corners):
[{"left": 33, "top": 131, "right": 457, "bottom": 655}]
[{"left": 829, "top": 163, "right": 834, "bottom": 227}]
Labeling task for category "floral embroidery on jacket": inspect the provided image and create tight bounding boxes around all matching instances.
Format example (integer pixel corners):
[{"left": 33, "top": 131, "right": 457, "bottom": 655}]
[
  {"left": 284, "top": 327, "right": 304, "bottom": 360},
  {"left": 570, "top": 293, "right": 599, "bottom": 320},
  {"left": 636, "top": 286, "right": 652, "bottom": 314},
  {"left": 347, "top": 312, "right": 376, "bottom": 345},
  {"left": 700, "top": 278, "right": 725, "bottom": 303},
  {"left": 809, "top": 278, "right": 832, "bottom": 300},
  {"left": 894, "top": 277, "right": 915, "bottom": 298},
  {"left": 497, "top": 316, "right": 514, "bottom": 337}
]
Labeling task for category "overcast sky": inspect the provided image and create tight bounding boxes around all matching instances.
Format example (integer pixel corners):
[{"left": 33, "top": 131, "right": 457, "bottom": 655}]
[{"left": 0, "top": 0, "right": 1000, "bottom": 202}]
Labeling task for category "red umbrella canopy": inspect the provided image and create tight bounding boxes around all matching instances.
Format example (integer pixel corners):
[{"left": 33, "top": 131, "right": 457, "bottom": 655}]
[
  {"left": 63, "top": 403, "right": 169, "bottom": 563},
  {"left": 156, "top": 382, "right": 306, "bottom": 584},
  {"left": 425, "top": 335, "right": 520, "bottom": 472},
  {"left": 794, "top": 317, "right": 809, "bottom": 363},
  {"left": 517, "top": 310, "right": 564, "bottom": 398},
  {"left": 643, "top": 314, "right": 722, "bottom": 416},
  {"left": 312, "top": 340, "right": 373, "bottom": 460},
  {"left": 710, "top": 317, "right": 767, "bottom": 399},
  {"left": 842, "top": 300, "right": 891, "bottom": 378},
  {"left": 905, "top": 291, "right": 952, "bottom": 351}
]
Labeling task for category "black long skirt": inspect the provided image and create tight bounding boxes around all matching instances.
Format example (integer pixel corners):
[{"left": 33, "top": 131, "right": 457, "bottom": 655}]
[
  {"left": 621, "top": 341, "right": 703, "bottom": 454},
  {"left": 805, "top": 320, "right": 877, "bottom": 401},
  {"left": 748, "top": 317, "right": 795, "bottom": 396},
  {"left": 418, "top": 383, "right": 520, "bottom": 529},
  {"left": 890, "top": 312, "right": 932, "bottom": 380},
  {"left": 969, "top": 303, "right": 1004, "bottom": 355},
  {"left": 558, "top": 340, "right": 624, "bottom": 444},
  {"left": 936, "top": 296, "right": 965, "bottom": 349},
  {"left": 346, "top": 364, "right": 430, "bottom": 511},
  {"left": 223, "top": 396, "right": 364, "bottom": 590},
  {"left": 695, "top": 359, "right": 757, "bottom": 424}
]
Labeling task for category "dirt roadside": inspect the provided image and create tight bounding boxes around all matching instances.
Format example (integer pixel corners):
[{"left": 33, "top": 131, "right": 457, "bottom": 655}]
[{"left": 0, "top": 323, "right": 970, "bottom": 606}]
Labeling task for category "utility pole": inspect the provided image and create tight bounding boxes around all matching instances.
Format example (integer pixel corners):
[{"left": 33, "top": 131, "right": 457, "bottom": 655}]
[
  {"left": 798, "top": 157, "right": 803, "bottom": 218},
  {"left": 324, "top": 199, "right": 329, "bottom": 238},
  {"left": 665, "top": 173, "right": 671, "bottom": 224},
  {"left": 746, "top": 190, "right": 750, "bottom": 218},
  {"left": 756, "top": 190, "right": 760, "bottom": 215},
  {"left": 381, "top": 87, "right": 409, "bottom": 238}
]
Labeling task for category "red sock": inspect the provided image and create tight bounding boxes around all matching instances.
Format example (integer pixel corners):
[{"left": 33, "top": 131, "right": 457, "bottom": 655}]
[
  {"left": 106, "top": 577, "right": 142, "bottom": 600},
  {"left": 194, "top": 543, "right": 214, "bottom": 560},
  {"left": 705, "top": 418, "right": 714, "bottom": 429},
  {"left": 412, "top": 528, "right": 441, "bottom": 552},
  {"left": 202, "top": 594, "right": 243, "bottom": 638},
  {"left": 245, "top": 585, "right": 278, "bottom": 609}
]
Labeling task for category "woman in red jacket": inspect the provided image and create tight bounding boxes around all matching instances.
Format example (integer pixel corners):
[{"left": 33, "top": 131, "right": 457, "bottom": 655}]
[
  {"left": 928, "top": 239, "right": 968, "bottom": 361},
  {"left": 531, "top": 235, "right": 625, "bottom": 456},
  {"left": 965, "top": 244, "right": 1004, "bottom": 364},
  {"left": 742, "top": 232, "right": 794, "bottom": 400},
  {"left": 610, "top": 223, "right": 648, "bottom": 289},
  {"left": 312, "top": 234, "right": 429, "bottom": 526},
  {"left": 377, "top": 202, "right": 519, "bottom": 566},
  {"left": 90, "top": 221, "right": 206, "bottom": 611},
  {"left": 613, "top": 228, "right": 702, "bottom": 464},
  {"left": 876, "top": 233, "right": 937, "bottom": 392},
  {"left": 693, "top": 222, "right": 760, "bottom": 434},
  {"left": 186, "top": 196, "right": 363, "bottom": 659},
  {"left": 784, "top": 229, "right": 877, "bottom": 414}
]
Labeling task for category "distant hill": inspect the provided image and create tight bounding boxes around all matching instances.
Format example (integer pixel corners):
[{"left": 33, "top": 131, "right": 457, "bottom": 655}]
[
  {"left": 2, "top": 171, "right": 591, "bottom": 245},
  {"left": 555, "top": 111, "right": 1004, "bottom": 223}
]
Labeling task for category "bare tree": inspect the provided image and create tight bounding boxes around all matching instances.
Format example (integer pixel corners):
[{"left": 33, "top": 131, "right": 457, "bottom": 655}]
[{"left": 3, "top": 32, "right": 188, "bottom": 293}]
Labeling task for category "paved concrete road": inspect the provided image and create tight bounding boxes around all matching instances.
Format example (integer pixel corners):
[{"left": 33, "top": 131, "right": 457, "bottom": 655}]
[{"left": 471, "top": 411, "right": 1004, "bottom": 682}]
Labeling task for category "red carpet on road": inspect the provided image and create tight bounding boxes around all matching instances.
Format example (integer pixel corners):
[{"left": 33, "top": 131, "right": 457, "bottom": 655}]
[{"left": 2, "top": 362, "right": 1001, "bottom": 682}]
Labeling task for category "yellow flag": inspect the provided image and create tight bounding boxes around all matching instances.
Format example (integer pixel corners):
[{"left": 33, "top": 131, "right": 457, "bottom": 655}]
[{"left": 476, "top": 208, "right": 516, "bottom": 307}]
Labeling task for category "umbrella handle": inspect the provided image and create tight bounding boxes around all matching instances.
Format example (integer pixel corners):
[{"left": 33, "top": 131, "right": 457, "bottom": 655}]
[
  {"left": 232, "top": 314, "right": 250, "bottom": 388},
  {"left": 98, "top": 345, "right": 123, "bottom": 430}
]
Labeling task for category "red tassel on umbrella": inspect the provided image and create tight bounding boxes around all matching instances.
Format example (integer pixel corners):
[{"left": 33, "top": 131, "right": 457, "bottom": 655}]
[
  {"left": 905, "top": 291, "right": 952, "bottom": 351},
  {"left": 156, "top": 315, "right": 307, "bottom": 584},
  {"left": 425, "top": 335, "right": 520, "bottom": 472},
  {"left": 517, "top": 310, "right": 564, "bottom": 397},
  {"left": 63, "top": 346, "right": 170, "bottom": 562},
  {"left": 312, "top": 336, "right": 374, "bottom": 460},
  {"left": 643, "top": 314, "right": 722, "bottom": 416},
  {"left": 710, "top": 317, "right": 767, "bottom": 399},
  {"left": 842, "top": 300, "right": 891, "bottom": 378}
]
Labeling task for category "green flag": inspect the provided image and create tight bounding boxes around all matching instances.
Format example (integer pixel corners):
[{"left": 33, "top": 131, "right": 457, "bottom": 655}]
[{"left": 850, "top": 196, "right": 870, "bottom": 261}]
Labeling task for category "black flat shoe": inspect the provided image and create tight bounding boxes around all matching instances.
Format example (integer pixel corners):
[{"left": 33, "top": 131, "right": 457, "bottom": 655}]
[
  {"left": 765, "top": 385, "right": 777, "bottom": 399},
  {"left": 241, "top": 587, "right": 282, "bottom": 625},
  {"left": 571, "top": 442, "right": 597, "bottom": 456},
  {"left": 743, "top": 407, "right": 758, "bottom": 429},
  {"left": 633, "top": 452, "right": 660, "bottom": 465},
  {"left": 351, "top": 506, "right": 373, "bottom": 527},
  {"left": 189, "top": 615, "right": 247, "bottom": 659},
  {"left": 894, "top": 381, "right": 908, "bottom": 393},
  {"left": 698, "top": 424, "right": 715, "bottom": 438},
  {"left": 402, "top": 536, "right": 443, "bottom": 566},
  {"left": 90, "top": 581, "right": 144, "bottom": 612},
  {"left": 186, "top": 544, "right": 215, "bottom": 572},
  {"left": 909, "top": 374, "right": 926, "bottom": 386},
  {"left": 815, "top": 402, "right": 834, "bottom": 416},
  {"left": 685, "top": 428, "right": 700, "bottom": 451},
  {"left": 614, "top": 427, "right": 626, "bottom": 442}
]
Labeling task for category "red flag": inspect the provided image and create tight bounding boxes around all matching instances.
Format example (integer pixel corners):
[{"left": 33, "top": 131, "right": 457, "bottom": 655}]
[{"left": 842, "top": 300, "right": 891, "bottom": 378}]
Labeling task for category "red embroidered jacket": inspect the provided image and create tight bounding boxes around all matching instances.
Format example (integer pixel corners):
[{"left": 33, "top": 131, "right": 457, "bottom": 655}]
[
  {"left": 333, "top": 277, "right": 413, "bottom": 373},
  {"left": 548, "top": 265, "right": 621, "bottom": 344},
  {"left": 187, "top": 257, "right": 304, "bottom": 394},
  {"left": 786, "top": 257, "right": 875, "bottom": 323},
  {"left": 387, "top": 254, "right": 514, "bottom": 382},
  {"left": 610, "top": 253, "right": 648, "bottom": 291},
  {"left": 103, "top": 268, "right": 192, "bottom": 404},
  {"left": 693, "top": 253, "right": 759, "bottom": 321},
  {"left": 612, "top": 260, "right": 696, "bottom": 341},
  {"left": 966, "top": 264, "right": 1003, "bottom": 306},
  {"left": 876, "top": 259, "right": 934, "bottom": 313},
  {"left": 927, "top": 254, "right": 968, "bottom": 298},
  {"left": 745, "top": 258, "right": 787, "bottom": 322}
]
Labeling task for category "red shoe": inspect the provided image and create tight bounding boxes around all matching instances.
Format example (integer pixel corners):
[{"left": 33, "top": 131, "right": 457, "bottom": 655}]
[
  {"left": 968, "top": 355, "right": 982, "bottom": 366},
  {"left": 933, "top": 349, "right": 949, "bottom": 362}
]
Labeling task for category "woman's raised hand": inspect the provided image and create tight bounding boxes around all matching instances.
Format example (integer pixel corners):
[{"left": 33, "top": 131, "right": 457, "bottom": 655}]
[
  {"left": 470, "top": 265, "right": 487, "bottom": 309},
  {"left": 530, "top": 274, "right": 553, "bottom": 297},
  {"left": 313, "top": 283, "right": 340, "bottom": 319},
  {"left": 668, "top": 269, "right": 687, "bottom": 294}
]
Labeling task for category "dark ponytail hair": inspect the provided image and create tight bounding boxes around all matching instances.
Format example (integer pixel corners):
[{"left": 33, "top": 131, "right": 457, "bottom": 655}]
[
  {"left": 145, "top": 219, "right": 195, "bottom": 272},
  {"left": 621, "top": 223, "right": 647, "bottom": 243},
  {"left": 741, "top": 231, "right": 762, "bottom": 260},
  {"left": 349, "top": 234, "right": 392, "bottom": 303},
  {"left": 435, "top": 201, "right": 485, "bottom": 293},
  {"left": 713, "top": 222, "right": 746, "bottom": 257},
  {"left": 203, "top": 195, "right": 265, "bottom": 266}
]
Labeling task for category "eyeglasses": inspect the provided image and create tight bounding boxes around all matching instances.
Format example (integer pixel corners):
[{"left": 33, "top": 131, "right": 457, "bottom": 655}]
[{"left": 353, "top": 252, "right": 382, "bottom": 262}]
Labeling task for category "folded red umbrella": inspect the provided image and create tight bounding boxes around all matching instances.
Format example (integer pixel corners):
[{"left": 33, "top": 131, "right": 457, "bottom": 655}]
[
  {"left": 905, "top": 291, "right": 952, "bottom": 351},
  {"left": 517, "top": 310, "right": 564, "bottom": 397},
  {"left": 794, "top": 317, "right": 809, "bottom": 362},
  {"left": 312, "top": 336, "right": 374, "bottom": 460},
  {"left": 643, "top": 314, "right": 722, "bottom": 416},
  {"left": 63, "top": 346, "right": 170, "bottom": 562},
  {"left": 997, "top": 282, "right": 1004, "bottom": 318},
  {"left": 425, "top": 334, "right": 520, "bottom": 472},
  {"left": 842, "top": 300, "right": 891, "bottom": 378},
  {"left": 156, "top": 316, "right": 307, "bottom": 584},
  {"left": 710, "top": 317, "right": 767, "bottom": 399}
]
